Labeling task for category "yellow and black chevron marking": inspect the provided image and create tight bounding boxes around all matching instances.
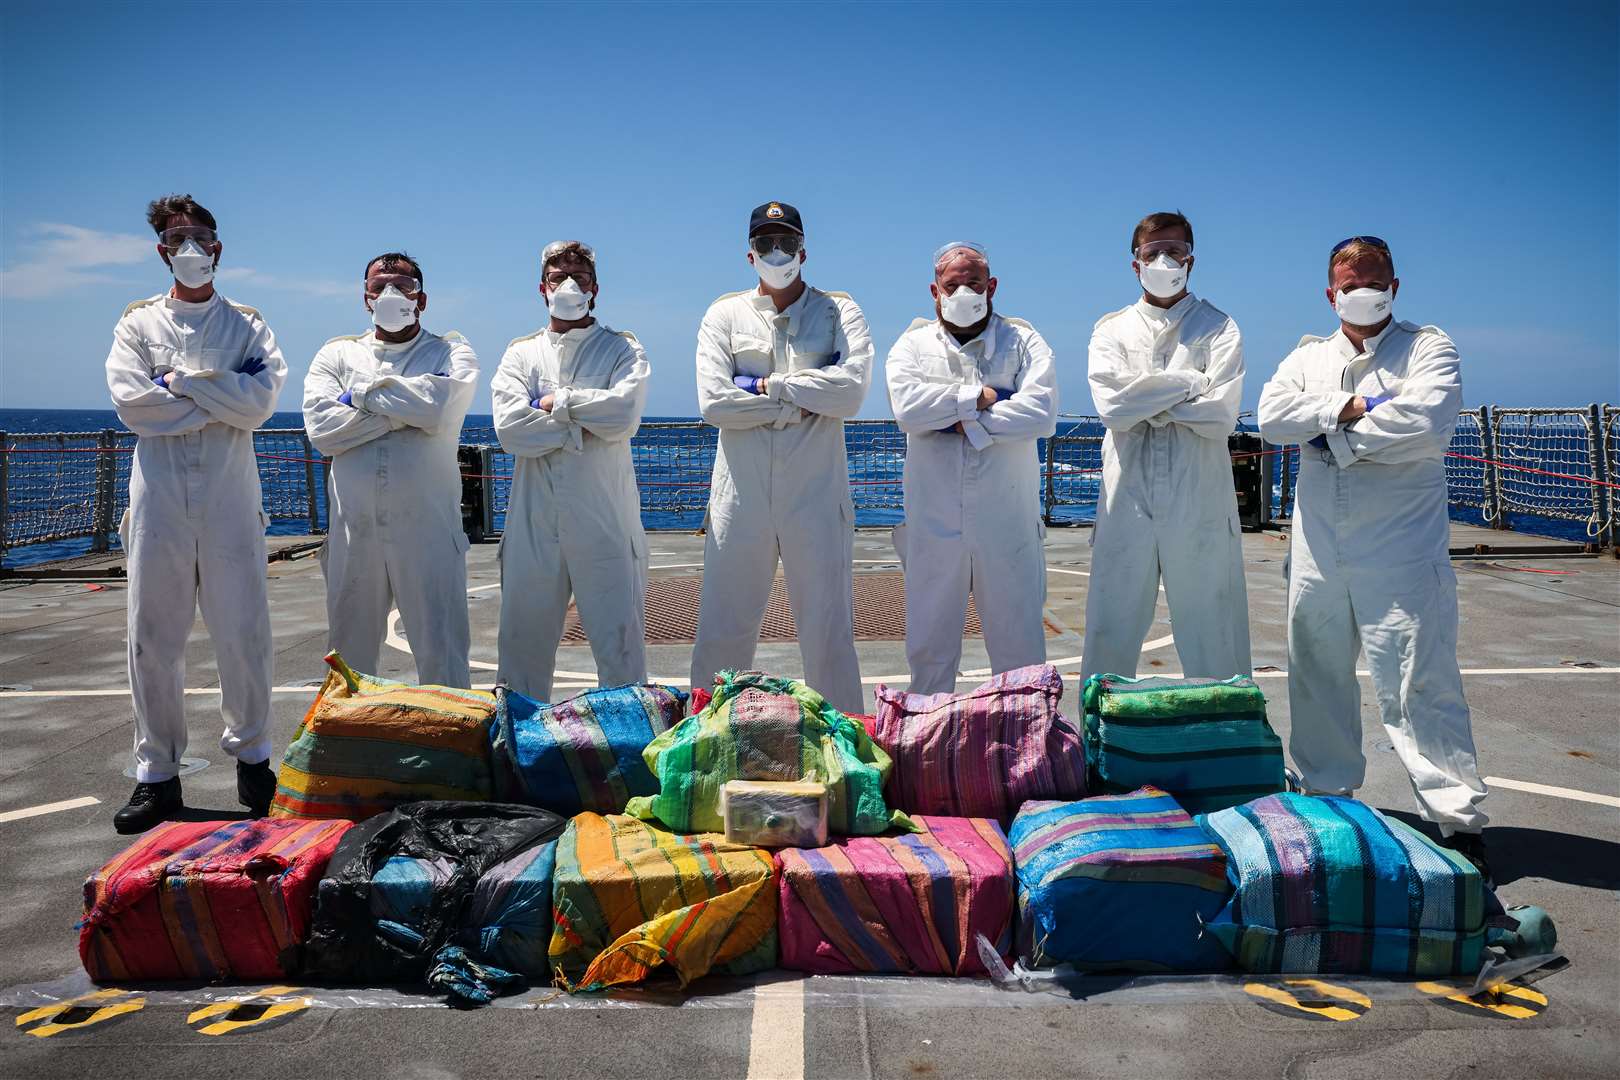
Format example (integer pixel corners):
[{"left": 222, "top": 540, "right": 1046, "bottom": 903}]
[
  {"left": 1244, "top": 978, "right": 1373, "bottom": 1022},
  {"left": 1415, "top": 979, "right": 1550, "bottom": 1020},
  {"left": 186, "top": 986, "right": 312, "bottom": 1036},
  {"left": 14, "top": 988, "right": 146, "bottom": 1038}
]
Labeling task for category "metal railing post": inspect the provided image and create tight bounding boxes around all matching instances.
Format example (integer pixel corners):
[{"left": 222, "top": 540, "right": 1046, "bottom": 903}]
[
  {"left": 1588, "top": 403, "right": 1612, "bottom": 551},
  {"left": 480, "top": 446, "right": 496, "bottom": 537},
  {"left": 301, "top": 434, "right": 321, "bottom": 535},
  {"left": 1479, "top": 405, "right": 1505, "bottom": 530},
  {"left": 1275, "top": 444, "right": 1292, "bottom": 520},
  {"left": 1043, "top": 434, "right": 1057, "bottom": 526},
  {"left": 90, "top": 429, "right": 118, "bottom": 553},
  {"left": 0, "top": 430, "right": 9, "bottom": 564}
]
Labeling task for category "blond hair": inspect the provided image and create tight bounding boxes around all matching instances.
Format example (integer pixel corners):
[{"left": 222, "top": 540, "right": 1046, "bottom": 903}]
[{"left": 1329, "top": 240, "right": 1395, "bottom": 279}]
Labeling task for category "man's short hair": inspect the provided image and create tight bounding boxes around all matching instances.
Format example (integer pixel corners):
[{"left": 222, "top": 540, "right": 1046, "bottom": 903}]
[
  {"left": 364, "top": 251, "right": 424, "bottom": 286},
  {"left": 1329, "top": 240, "right": 1395, "bottom": 280},
  {"left": 1130, "top": 211, "right": 1193, "bottom": 253},
  {"left": 145, "top": 194, "right": 217, "bottom": 236}
]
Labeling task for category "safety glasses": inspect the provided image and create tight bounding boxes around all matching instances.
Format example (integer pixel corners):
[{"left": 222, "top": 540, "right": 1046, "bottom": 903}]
[
  {"left": 1134, "top": 239, "right": 1193, "bottom": 263},
  {"left": 932, "top": 240, "right": 986, "bottom": 263},
  {"left": 750, "top": 233, "right": 803, "bottom": 257},
  {"left": 159, "top": 225, "right": 218, "bottom": 251},
  {"left": 1331, "top": 235, "right": 1388, "bottom": 256},
  {"left": 543, "top": 269, "right": 596, "bottom": 287},
  {"left": 364, "top": 274, "right": 422, "bottom": 297}
]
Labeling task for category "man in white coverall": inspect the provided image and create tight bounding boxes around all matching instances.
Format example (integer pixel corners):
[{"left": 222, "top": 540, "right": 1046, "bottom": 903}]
[
  {"left": 886, "top": 242, "right": 1057, "bottom": 693},
  {"left": 302, "top": 251, "right": 478, "bottom": 687},
  {"left": 493, "top": 241, "right": 650, "bottom": 701},
  {"left": 690, "top": 201, "right": 872, "bottom": 712},
  {"left": 1081, "top": 211, "right": 1251, "bottom": 684},
  {"left": 1259, "top": 236, "right": 1489, "bottom": 877},
  {"left": 105, "top": 194, "right": 287, "bottom": 834}
]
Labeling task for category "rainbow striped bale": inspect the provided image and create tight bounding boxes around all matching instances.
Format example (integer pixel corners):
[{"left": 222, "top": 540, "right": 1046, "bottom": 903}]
[
  {"left": 1009, "top": 788, "right": 1232, "bottom": 971},
  {"left": 548, "top": 813, "right": 778, "bottom": 992},
  {"left": 491, "top": 683, "right": 687, "bottom": 815},
  {"left": 872, "top": 664, "right": 1088, "bottom": 824},
  {"left": 1081, "top": 674, "right": 1284, "bottom": 815},
  {"left": 777, "top": 815, "right": 1015, "bottom": 975},
  {"left": 79, "top": 817, "right": 351, "bottom": 982},
  {"left": 1198, "top": 793, "right": 1488, "bottom": 976},
  {"left": 626, "top": 670, "right": 907, "bottom": 836},
  {"left": 270, "top": 652, "right": 495, "bottom": 820}
]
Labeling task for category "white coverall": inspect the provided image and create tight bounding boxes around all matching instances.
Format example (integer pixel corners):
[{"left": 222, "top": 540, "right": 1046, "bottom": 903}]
[
  {"left": 1258, "top": 319, "right": 1486, "bottom": 834},
  {"left": 492, "top": 322, "right": 650, "bottom": 702},
  {"left": 886, "top": 314, "right": 1058, "bottom": 693},
  {"left": 105, "top": 292, "right": 287, "bottom": 782},
  {"left": 302, "top": 329, "right": 478, "bottom": 687},
  {"left": 690, "top": 286, "right": 872, "bottom": 713},
  {"left": 1081, "top": 295, "right": 1252, "bottom": 683}
]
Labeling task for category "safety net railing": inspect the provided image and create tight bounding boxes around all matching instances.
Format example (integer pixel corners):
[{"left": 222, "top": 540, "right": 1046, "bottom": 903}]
[
  {"left": 1489, "top": 407, "right": 1607, "bottom": 537},
  {"left": 4, "top": 408, "right": 1616, "bottom": 562}
]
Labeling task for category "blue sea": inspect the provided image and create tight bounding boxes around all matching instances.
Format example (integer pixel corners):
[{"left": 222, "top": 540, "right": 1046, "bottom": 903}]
[{"left": 0, "top": 407, "right": 1593, "bottom": 567}]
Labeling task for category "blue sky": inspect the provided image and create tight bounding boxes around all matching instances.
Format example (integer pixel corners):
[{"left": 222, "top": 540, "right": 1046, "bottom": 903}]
[{"left": 2, "top": 1, "right": 1615, "bottom": 418}]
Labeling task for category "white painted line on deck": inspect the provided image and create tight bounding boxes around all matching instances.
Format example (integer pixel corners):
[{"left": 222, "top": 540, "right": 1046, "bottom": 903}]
[
  {"left": 0, "top": 796, "right": 100, "bottom": 823},
  {"left": 746, "top": 979, "right": 805, "bottom": 1080},
  {"left": 1484, "top": 776, "right": 1620, "bottom": 808}
]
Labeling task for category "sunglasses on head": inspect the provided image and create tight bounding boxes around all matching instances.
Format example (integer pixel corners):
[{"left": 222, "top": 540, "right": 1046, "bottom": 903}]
[{"left": 1331, "top": 235, "right": 1389, "bottom": 256}]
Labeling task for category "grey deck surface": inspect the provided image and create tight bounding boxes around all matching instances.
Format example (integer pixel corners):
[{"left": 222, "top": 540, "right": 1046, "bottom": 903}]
[{"left": 2, "top": 524, "right": 1615, "bottom": 1079}]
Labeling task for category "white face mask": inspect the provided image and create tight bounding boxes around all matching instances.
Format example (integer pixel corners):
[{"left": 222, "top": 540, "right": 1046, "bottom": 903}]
[
  {"left": 369, "top": 285, "right": 419, "bottom": 332},
  {"left": 168, "top": 238, "right": 216, "bottom": 289},
  {"left": 751, "top": 247, "right": 801, "bottom": 290},
  {"left": 1137, "top": 253, "right": 1188, "bottom": 300},
  {"left": 939, "top": 283, "right": 989, "bottom": 328},
  {"left": 546, "top": 276, "right": 594, "bottom": 321},
  {"left": 1334, "top": 286, "right": 1394, "bottom": 327}
]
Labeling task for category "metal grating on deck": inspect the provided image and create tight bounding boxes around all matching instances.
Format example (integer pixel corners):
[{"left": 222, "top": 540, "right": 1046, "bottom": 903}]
[{"left": 561, "top": 570, "right": 1005, "bottom": 645}]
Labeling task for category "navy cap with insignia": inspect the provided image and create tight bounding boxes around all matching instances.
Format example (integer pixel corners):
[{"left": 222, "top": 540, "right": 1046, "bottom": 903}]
[{"left": 748, "top": 201, "right": 803, "bottom": 237}]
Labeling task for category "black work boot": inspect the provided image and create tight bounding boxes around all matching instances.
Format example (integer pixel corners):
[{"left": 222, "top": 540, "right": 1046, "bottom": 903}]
[
  {"left": 113, "top": 778, "right": 183, "bottom": 835},
  {"left": 237, "top": 759, "right": 277, "bottom": 818},
  {"left": 1441, "top": 831, "right": 1493, "bottom": 888}
]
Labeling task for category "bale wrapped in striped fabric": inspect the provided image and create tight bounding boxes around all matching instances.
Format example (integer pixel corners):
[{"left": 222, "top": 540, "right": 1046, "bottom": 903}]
[
  {"left": 1081, "top": 674, "right": 1283, "bottom": 815},
  {"left": 79, "top": 817, "right": 351, "bottom": 982},
  {"left": 491, "top": 683, "right": 686, "bottom": 816},
  {"left": 871, "top": 665, "right": 1087, "bottom": 824},
  {"left": 626, "top": 670, "right": 908, "bottom": 836},
  {"left": 1197, "top": 793, "right": 1488, "bottom": 976},
  {"left": 270, "top": 652, "right": 496, "bottom": 820},
  {"left": 549, "top": 813, "right": 778, "bottom": 992},
  {"left": 777, "top": 815, "right": 1015, "bottom": 976},
  {"left": 1008, "top": 788, "right": 1232, "bottom": 971}
]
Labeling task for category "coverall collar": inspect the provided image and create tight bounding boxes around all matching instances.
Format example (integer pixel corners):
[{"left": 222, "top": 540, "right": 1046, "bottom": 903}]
[
  {"left": 936, "top": 312, "right": 999, "bottom": 355},
  {"left": 1133, "top": 292, "right": 1198, "bottom": 326},
  {"left": 545, "top": 322, "right": 600, "bottom": 347},
  {"left": 748, "top": 285, "right": 812, "bottom": 336},
  {"left": 164, "top": 291, "right": 220, "bottom": 315},
  {"left": 367, "top": 328, "right": 425, "bottom": 353},
  {"left": 1333, "top": 319, "right": 1399, "bottom": 359}
]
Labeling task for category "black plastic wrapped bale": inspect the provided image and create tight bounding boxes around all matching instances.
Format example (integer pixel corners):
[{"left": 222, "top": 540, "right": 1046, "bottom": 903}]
[
  {"left": 304, "top": 801, "right": 565, "bottom": 988},
  {"left": 1229, "top": 431, "right": 1273, "bottom": 531}
]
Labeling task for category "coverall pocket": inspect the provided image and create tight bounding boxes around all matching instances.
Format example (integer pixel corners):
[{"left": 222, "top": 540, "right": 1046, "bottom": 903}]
[{"left": 117, "top": 508, "right": 133, "bottom": 551}]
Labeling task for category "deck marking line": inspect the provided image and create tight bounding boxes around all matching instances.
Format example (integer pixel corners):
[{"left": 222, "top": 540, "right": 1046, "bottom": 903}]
[
  {"left": 746, "top": 978, "right": 805, "bottom": 1080},
  {"left": 1483, "top": 776, "right": 1620, "bottom": 808},
  {"left": 0, "top": 796, "right": 100, "bottom": 823}
]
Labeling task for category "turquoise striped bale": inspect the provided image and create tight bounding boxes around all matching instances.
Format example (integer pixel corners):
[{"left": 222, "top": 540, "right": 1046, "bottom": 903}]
[
  {"left": 1009, "top": 788, "right": 1233, "bottom": 970},
  {"left": 1197, "top": 794, "right": 1488, "bottom": 976},
  {"left": 492, "top": 684, "right": 687, "bottom": 816},
  {"left": 1081, "top": 674, "right": 1283, "bottom": 815}
]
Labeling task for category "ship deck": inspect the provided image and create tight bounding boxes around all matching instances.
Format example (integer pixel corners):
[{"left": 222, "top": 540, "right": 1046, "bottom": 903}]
[{"left": 1, "top": 523, "right": 1616, "bottom": 1078}]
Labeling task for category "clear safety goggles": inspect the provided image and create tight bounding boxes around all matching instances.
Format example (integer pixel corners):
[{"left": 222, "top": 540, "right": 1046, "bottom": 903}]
[
  {"left": 1134, "top": 239, "right": 1193, "bottom": 263},
  {"left": 932, "top": 240, "right": 987, "bottom": 263},
  {"left": 364, "top": 274, "right": 423, "bottom": 297},
  {"left": 749, "top": 233, "right": 803, "bottom": 257},
  {"left": 1331, "top": 235, "right": 1388, "bottom": 256},
  {"left": 541, "top": 240, "right": 596, "bottom": 266},
  {"left": 159, "top": 225, "right": 218, "bottom": 251}
]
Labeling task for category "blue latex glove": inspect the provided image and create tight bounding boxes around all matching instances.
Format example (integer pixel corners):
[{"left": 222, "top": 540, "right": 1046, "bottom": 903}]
[
  {"left": 1363, "top": 394, "right": 1391, "bottom": 411},
  {"left": 733, "top": 374, "right": 765, "bottom": 395},
  {"left": 531, "top": 397, "right": 544, "bottom": 410},
  {"left": 1308, "top": 434, "right": 1328, "bottom": 449},
  {"left": 337, "top": 390, "right": 354, "bottom": 407},
  {"left": 151, "top": 371, "right": 170, "bottom": 387},
  {"left": 238, "top": 356, "right": 266, "bottom": 378},
  {"left": 824, "top": 351, "right": 841, "bottom": 366}
]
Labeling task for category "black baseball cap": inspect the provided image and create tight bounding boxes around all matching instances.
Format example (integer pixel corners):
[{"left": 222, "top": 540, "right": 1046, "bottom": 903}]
[{"left": 748, "top": 201, "right": 803, "bottom": 237}]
